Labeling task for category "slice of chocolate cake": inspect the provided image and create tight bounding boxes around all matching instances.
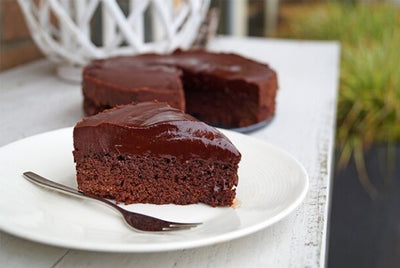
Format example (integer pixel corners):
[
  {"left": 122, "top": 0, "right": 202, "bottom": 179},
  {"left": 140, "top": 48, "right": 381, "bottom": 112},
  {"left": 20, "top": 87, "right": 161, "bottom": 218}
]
[{"left": 73, "top": 102, "right": 241, "bottom": 207}]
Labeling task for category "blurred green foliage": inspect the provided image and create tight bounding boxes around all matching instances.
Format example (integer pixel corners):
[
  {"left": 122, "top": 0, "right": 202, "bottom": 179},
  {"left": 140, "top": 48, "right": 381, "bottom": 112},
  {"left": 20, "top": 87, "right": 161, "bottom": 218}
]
[{"left": 277, "top": 3, "right": 400, "bottom": 169}]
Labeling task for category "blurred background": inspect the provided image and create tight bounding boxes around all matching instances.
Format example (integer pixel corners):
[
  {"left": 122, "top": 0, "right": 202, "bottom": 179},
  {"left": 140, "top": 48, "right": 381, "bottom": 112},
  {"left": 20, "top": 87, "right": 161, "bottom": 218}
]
[{"left": 1, "top": 0, "right": 399, "bottom": 267}]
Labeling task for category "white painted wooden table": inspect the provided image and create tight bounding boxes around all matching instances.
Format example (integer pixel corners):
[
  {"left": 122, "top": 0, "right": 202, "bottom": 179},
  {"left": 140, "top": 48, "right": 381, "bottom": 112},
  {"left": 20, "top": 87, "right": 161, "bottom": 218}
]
[{"left": 0, "top": 37, "right": 340, "bottom": 267}]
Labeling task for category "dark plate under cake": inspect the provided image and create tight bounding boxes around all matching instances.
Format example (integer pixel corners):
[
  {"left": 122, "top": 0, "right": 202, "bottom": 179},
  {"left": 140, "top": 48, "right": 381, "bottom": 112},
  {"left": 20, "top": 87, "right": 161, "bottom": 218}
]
[
  {"left": 82, "top": 50, "right": 278, "bottom": 128},
  {"left": 73, "top": 102, "right": 241, "bottom": 207}
]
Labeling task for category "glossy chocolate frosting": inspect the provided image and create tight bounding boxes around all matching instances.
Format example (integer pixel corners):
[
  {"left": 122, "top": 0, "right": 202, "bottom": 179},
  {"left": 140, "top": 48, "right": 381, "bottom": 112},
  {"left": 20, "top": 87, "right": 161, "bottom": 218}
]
[
  {"left": 73, "top": 102, "right": 241, "bottom": 162},
  {"left": 131, "top": 49, "right": 276, "bottom": 84},
  {"left": 84, "top": 58, "right": 183, "bottom": 91},
  {"left": 84, "top": 49, "right": 275, "bottom": 90}
]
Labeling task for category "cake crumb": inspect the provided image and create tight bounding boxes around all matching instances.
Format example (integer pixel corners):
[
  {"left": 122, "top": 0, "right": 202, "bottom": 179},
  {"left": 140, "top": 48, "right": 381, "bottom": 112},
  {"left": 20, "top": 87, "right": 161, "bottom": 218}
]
[{"left": 231, "top": 198, "right": 241, "bottom": 209}]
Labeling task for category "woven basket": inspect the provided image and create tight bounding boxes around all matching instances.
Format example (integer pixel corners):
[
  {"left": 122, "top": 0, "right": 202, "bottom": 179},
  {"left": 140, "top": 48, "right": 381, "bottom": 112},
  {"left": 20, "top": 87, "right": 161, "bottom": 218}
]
[{"left": 18, "top": 0, "right": 210, "bottom": 81}]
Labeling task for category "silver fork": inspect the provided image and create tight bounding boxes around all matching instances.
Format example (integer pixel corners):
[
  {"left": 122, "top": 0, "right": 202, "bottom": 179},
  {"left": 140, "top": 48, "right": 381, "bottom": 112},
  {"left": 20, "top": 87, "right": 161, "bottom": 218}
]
[{"left": 23, "top": 171, "right": 200, "bottom": 232}]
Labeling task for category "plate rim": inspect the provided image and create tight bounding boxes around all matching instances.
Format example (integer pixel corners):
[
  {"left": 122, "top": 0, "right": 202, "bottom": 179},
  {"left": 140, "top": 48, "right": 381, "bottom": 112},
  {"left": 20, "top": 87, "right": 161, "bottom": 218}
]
[{"left": 0, "top": 127, "right": 309, "bottom": 252}]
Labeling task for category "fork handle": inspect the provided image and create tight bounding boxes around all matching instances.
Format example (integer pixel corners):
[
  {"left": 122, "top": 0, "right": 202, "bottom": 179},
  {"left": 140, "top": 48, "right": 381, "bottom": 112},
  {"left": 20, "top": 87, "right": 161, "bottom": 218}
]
[{"left": 23, "top": 171, "right": 123, "bottom": 213}]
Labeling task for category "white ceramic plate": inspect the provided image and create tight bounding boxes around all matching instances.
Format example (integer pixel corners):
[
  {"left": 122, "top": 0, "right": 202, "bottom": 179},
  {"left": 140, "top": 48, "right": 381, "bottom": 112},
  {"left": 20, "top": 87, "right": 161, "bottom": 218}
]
[{"left": 0, "top": 128, "right": 308, "bottom": 252}]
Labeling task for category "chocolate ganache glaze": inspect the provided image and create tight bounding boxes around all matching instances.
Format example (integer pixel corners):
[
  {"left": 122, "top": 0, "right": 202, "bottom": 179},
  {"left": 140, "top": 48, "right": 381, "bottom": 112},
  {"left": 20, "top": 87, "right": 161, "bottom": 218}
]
[
  {"left": 134, "top": 49, "right": 276, "bottom": 83},
  {"left": 73, "top": 102, "right": 241, "bottom": 161}
]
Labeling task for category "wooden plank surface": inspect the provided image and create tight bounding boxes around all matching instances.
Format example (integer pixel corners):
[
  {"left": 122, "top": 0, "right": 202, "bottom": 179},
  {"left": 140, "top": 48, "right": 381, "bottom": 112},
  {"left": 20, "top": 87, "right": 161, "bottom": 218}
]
[{"left": 0, "top": 37, "right": 340, "bottom": 268}]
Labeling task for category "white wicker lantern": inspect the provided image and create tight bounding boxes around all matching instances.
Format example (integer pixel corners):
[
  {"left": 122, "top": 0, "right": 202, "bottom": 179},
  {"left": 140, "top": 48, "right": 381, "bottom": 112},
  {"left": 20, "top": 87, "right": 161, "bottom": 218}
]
[{"left": 18, "top": 0, "right": 210, "bottom": 81}]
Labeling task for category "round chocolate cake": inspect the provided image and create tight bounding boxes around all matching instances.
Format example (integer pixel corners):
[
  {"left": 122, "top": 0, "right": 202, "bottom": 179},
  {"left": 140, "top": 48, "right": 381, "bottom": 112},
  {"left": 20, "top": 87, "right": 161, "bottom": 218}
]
[{"left": 83, "top": 50, "right": 278, "bottom": 128}]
